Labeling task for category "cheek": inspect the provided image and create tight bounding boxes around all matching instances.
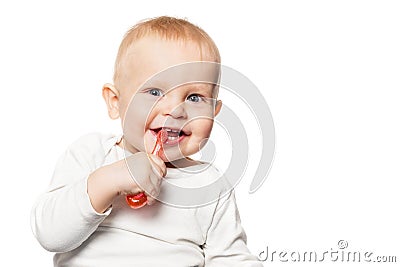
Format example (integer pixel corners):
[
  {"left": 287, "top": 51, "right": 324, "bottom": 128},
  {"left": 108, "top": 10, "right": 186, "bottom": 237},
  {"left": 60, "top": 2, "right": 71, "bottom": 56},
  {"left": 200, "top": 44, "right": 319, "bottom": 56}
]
[
  {"left": 123, "top": 99, "right": 155, "bottom": 151},
  {"left": 192, "top": 118, "right": 214, "bottom": 136},
  {"left": 187, "top": 119, "right": 214, "bottom": 150}
]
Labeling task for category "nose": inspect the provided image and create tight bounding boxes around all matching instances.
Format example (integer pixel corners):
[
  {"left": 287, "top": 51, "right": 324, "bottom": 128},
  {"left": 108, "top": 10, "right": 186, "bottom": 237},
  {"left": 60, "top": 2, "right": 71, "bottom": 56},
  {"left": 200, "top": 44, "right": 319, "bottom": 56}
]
[{"left": 159, "top": 95, "right": 187, "bottom": 119}]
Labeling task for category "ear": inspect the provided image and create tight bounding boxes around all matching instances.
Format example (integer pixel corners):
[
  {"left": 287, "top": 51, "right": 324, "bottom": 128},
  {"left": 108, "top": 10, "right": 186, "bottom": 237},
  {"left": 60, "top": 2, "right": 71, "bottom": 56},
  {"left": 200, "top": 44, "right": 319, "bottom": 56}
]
[
  {"left": 214, "top": 100, "right": 222, "bottom": 116},
  {"left": 102, "top": 83, "right": 120, "bottom": 120}
]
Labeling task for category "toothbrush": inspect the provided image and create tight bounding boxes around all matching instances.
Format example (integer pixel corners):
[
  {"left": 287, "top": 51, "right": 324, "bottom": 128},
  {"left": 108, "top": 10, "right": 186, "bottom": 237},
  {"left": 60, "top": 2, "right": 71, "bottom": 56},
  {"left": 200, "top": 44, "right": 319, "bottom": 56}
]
[{"left": 125, "top": 129, "right": 168, "bottom": 209}]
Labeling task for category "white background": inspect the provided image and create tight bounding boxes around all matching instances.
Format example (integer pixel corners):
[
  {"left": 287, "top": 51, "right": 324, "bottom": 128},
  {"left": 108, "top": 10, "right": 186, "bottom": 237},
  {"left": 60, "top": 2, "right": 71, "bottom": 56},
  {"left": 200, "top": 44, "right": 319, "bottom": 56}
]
[{"left": 1, "top": 1, "right": 399, "bottom": 266}]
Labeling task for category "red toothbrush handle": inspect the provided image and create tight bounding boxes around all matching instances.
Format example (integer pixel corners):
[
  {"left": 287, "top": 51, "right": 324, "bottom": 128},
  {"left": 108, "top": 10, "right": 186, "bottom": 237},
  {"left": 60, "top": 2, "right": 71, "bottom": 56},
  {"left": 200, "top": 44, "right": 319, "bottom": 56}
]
[
  {"left": 125, "top": 130, "right": 166, "bottom": 209},
  {"left": 126, "top": 192, "right": 147, "bottom": 209}
]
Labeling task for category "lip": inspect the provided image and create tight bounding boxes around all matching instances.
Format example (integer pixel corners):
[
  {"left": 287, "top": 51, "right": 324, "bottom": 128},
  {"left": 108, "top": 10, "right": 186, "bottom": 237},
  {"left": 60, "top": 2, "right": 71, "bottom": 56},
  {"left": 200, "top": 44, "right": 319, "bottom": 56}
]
[{"left": 150, "top": 128, "right": 189, "bottom": 146}]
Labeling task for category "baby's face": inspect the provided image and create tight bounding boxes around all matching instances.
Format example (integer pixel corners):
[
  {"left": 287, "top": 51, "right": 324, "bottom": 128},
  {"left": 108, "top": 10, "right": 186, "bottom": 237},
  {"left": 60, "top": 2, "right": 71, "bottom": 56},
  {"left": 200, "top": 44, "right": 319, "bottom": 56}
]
[{"left": 112, "top": 35, "right": 221, "bottom": 163}]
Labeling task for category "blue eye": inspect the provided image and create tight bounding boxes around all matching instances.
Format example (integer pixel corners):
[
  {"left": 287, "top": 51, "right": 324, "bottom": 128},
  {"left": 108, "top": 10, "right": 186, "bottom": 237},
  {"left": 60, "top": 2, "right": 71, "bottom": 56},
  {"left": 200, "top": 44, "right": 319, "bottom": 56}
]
[
  {"left": 148, "top": 88, "right": 163, "bottom": 97},
  {"left": 187, "top": 94, "right": 202, "bottom": 102}
]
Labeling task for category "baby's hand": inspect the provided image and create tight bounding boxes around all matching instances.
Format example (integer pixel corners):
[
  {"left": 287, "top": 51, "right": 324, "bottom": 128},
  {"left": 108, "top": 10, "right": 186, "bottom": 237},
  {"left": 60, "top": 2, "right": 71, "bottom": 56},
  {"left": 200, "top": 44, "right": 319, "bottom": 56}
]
[
  {"left": 113, "top": 152, "right": 166, "bottom": 205},
  {"left": 87, "top": 151, "right": 166, "bottom": 213}
]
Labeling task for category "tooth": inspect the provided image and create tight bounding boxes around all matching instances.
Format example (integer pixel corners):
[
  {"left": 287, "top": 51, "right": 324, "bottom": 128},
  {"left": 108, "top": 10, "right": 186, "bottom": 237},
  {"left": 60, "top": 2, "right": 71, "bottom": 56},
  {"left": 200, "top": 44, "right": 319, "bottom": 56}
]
[{"left": 163, "top": 128, "right": 180, "bottom": 133}]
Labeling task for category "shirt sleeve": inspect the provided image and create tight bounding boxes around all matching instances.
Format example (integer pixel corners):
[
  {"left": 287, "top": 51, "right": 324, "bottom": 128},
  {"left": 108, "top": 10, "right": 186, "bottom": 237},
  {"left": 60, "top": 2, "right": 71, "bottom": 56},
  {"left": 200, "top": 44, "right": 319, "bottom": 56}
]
[
  {"left": 30, "top": 133, "right": 112, "bottom": 253},
  {"left": 203, "top": 190, "right": 263, "bottom": 267}
]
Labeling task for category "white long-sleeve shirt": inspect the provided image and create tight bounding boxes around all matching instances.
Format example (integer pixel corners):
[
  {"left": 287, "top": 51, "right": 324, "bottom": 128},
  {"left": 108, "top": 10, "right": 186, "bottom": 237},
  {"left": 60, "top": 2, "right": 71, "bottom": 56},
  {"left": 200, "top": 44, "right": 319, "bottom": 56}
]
[{"left": 31, "top": 133, "right": 262, "bottom": 267}]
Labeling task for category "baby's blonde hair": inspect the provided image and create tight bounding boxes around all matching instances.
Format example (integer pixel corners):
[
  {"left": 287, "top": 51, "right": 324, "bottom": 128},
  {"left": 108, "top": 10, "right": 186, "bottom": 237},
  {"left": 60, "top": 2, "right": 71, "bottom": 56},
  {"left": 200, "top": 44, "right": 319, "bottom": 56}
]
[{"left": 113, "top": 16, "right": 221, "bottom": 88}]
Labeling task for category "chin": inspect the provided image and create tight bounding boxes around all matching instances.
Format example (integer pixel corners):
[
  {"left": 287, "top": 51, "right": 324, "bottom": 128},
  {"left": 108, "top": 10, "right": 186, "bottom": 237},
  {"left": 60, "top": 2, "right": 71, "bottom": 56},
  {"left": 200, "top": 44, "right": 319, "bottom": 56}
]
[{"left": 161, "top": 148, "right": 198, "bottom": 163}]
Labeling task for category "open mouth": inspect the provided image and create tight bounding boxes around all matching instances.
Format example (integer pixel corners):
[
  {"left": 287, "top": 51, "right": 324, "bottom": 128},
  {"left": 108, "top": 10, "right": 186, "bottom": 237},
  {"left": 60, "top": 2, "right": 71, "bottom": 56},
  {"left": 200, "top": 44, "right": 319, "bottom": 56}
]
[{"left": 150, "top": 127, "right": 190, "bottom": 145}]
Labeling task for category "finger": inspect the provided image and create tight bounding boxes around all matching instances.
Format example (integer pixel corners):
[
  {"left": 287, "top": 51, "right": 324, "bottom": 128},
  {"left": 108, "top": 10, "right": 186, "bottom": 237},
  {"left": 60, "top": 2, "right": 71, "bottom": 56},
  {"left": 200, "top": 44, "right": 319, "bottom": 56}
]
[
  {"left": 148, "top": 172, "right": 162, "bottom": 195},
  {"left": 148, "top": 155, "right": 167, "bottom": 176},
  {"left": 149, "top": 160, "right": 166, "bottom": 178},
  {"left": 137, "top": 173, "right": 159, "bottom": 199},
  {"left": 149, "top": 153, "right": 164, "bottom": 166},
  {"left": 148, "top": 188, "right": 161, "bottom": 200},
  {"left": 146, "top": 196, "right": 158, "bottom": 206},
  {"left": 159, "top": 163, "right": 167, "bottom": 178}
]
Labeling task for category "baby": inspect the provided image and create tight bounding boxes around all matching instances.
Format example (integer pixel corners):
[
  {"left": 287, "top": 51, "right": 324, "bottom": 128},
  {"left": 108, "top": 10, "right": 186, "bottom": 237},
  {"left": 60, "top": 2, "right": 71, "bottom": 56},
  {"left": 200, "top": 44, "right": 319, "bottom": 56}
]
[{"left": 31, "top": 16, "right": 262, "bottom": 266}]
